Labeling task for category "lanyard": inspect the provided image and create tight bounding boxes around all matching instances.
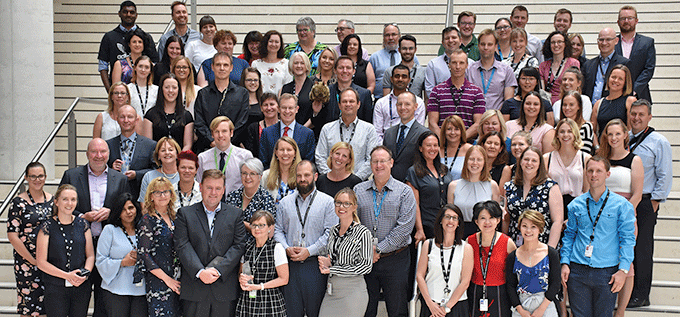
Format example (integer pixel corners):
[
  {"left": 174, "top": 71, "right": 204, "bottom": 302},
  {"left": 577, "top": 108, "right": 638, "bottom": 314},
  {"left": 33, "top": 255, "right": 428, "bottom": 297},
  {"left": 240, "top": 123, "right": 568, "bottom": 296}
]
[
  {"left": 497, "top": 44, "right": 509, "bottom": 60},
  {"left": 121, "top": 227, "right": 137, "bottom": 249},
  {"left": 295, "top": 191, "right": 317, "bottom": 239},
  {"left": 547, "top": 58, "right": 566, "bottom": 91},
  {"left": 331, "top": 223, "right": 354, "bottom": 265},
  {"left": 449, "top": 85, "right": 462, "bottom": 110},
  {"left": 598, "top": 57, "right": 610, "bottom": 77},
  {"left": 511, "top": 53, "right": 527, "bottom": 72},
  {"left": 585, "top": 190, "right": 610, "bottom": 244},
  {"left": 372, "top": 189, "right": 387, "bottom": 233},
  {"left": 121, "top": 138, "right": 136, "bottom": 165},
  {"left": 388, "top": 95, "right": 399, "bottom": 121},
  {"left": 339, "top": 119, "right": 357, "bottom": 144},
  {"left": 164, "top": 112, "right": 176, "bottom": 136},
  {"left": 135, "top": 83, "right": 150, "bottom": 114},
  {"left": 208, "top": 209, "right": 219, "bottom": 237},
  {"left": 213, "top": 147, "right": 234, "bottom": 174},
  {"left": 440, "top": 243, "right": 457, "bottom": 294},
  {"left": 27, "top": 190, "right": 46, "bottom": 204},
  {"left": 478, "top": 231, "right": 497, "bottom": 297},
  {"left": 480, "top": 68, "right": 496, "bottom": 95},
  {"left": 249, "top": 242, "right": 267, "bottom": 270},
  {"left": 629, "top": 127, "right": 654, "bottom": 153},
  {"left": 444, "top": 144, "right": 462, "bottom": 172},
  {"left": 407, "top": 67, "right": 416, "bottom": 90},
  {"left": 55, "top": 216, "right": 75, "bottom": 270},
  {"left": 176, "top": 187, "right": 195, "bottom": 207},
  {"left": 428, "top": 170, "right": 446, "bottom": 204}
]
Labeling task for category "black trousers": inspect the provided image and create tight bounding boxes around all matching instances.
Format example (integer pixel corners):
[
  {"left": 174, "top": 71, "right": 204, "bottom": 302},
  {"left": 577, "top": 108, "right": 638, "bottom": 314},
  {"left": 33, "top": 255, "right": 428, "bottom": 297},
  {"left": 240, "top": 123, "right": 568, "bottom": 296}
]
[
  {"left": 632, "top": 195, "right": 657, "bottom": 300},
  {"left": 44, "top": 280, "right": 92, "bottom": 317},
  {"left": 364, "top": 247, "right": 410, "bottom": 317},
  {"left": 182, "top": 298, "right": 236, "bottom": 317},
  {"left": 102, "top": 289, "right": 147, "bottom": 317}
]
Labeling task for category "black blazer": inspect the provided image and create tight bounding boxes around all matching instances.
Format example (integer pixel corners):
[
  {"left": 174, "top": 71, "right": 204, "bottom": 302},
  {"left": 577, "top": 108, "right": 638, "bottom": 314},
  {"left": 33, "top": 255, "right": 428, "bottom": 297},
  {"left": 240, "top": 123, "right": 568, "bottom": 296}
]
[
  {"left": 615, "top": 33, "right": 655, "bottom": 103},
  {"left": 174, "top": 202, "right": 247, "bottom": 303},
  {"left": 581, "top": 53, "right": 629, "bottom": 101},
  {"left": 383, "top": 121, "right": 430, "bottom": 182},
  {"left": 106, "top": 134, "right": 157, "bottom": 201},
  {"left": 59, "top": 165, "right": 130, "bottom": 218}
]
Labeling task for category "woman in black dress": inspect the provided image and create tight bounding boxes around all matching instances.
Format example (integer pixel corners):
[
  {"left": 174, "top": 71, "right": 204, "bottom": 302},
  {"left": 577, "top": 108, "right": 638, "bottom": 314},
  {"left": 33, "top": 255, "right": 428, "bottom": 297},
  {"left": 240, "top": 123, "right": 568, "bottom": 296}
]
[
  {"left": 316, "top": 141, "right": 362, "bottom": 198},
  {"left": 142, "top": 73, "right": 194, "bottom": 151},
  {"left": 36, "top": 184, "right": 95, "bottom": 317},
  {"left": 7, "top": 162, "right": 53, "bottom": 317}
]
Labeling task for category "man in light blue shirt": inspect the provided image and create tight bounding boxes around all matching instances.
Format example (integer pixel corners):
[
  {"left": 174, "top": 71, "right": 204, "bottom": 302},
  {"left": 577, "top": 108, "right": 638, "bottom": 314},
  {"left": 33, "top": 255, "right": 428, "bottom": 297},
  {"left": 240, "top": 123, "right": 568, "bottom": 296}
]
[
  {"left": 626, "top": 99, "right": 672, "bottom": 308},
  {"left": 370, "top": 23, "right": 414, "bottom": 99},
  {"left": 561, "top": 156, "right": 636, "bottom": 317}
]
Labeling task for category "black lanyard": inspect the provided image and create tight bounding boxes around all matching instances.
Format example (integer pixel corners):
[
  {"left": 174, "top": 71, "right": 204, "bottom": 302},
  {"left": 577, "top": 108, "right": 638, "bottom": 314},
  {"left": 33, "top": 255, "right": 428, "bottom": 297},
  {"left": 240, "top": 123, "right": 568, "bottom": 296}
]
[
  {"left": 546, "top": 58, "right": 566, "bottom": 91},
  {"left": 27, "top": 190, "right": 46, "bottom": 204},
  {"left": 478, "top": 231, "right": 497, "bottom": 297},
  {"left": 176, "top": 187, "right": 194, "bottom": 207},
  {"left": 164, "top": 112, "right": 176, "bottom": 137},
  {"left": 440, "top": 243, "right": 457, "bottom": 294},
  {"left": 444, "top": 144, "right": 462, "bottom": 172},
  {"left": 295, "top": 191, "right": 317, "bottom": 239},
  {"left": 339, "top": 119, "right": 357, "bottom": 144},
  {"left": 511, "top": 53, "right": 527, "bottom": 72},
  {"left": 135, "top": 83, "right": 150, "bottom": 114},
  {"left": 388, "top": 95, "right": 398, "bottom": 121},
  {"left": 121, "top": 227, "right": 136, "bottom": 249},
  {"left": 585, "top": 190, "right": 610, "bottom": 244},
  {"left": 449, "top": 85, "right": 462, "bottom": 110},
  {"left": 331, "top": 223, "right": 354, "bottom": 265},
  {"left": 55, "top": 216, "right": 75, "bottom": 270},
  {"left": 629, "top": 127, "right": 654, "bottom": 153},
  {"left": 428, "top": 169, "right": 446, "bottom": 205}
]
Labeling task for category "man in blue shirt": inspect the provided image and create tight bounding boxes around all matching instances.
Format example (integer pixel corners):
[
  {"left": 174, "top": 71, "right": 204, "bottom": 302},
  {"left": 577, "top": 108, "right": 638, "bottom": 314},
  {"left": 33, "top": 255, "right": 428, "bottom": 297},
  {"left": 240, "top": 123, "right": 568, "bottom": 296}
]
[
  {"left": 626, "top": 99, "right": 673, "bottom": 308},
  {"left": 370, "top": 23, "right": 401, "bottom": 100},
  {"left": 561, "top": 156, "right": 636, "bottom": 317}
]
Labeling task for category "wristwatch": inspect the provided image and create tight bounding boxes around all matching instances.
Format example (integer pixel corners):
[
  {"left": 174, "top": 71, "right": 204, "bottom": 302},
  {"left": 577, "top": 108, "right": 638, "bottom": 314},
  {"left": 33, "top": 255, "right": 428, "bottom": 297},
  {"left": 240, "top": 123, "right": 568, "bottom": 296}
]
[{"left": 445, "top": 306, "right": 451, "bottom": 313}]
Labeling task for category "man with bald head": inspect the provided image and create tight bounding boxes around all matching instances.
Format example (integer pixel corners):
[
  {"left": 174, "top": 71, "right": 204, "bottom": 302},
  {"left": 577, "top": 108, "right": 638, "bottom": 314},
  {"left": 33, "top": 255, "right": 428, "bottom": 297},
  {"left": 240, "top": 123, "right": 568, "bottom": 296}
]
[
  {"left": 333, "top": 19, "right": 369, "bottom": 60},
  {"left": 370, "top": 23, "right": 418, "bottom": 100},
  {"left": 383, "top": 91, "right": 429, "bottom": 182},
  {"left": 106, "top": 105, "right": 157, "bottom": 201},
  {"left": 582, "top": 27, "right": 630, "bottom": 102},
  {"left": 60, "top": 137, "right": 130, "bottom": 317}
]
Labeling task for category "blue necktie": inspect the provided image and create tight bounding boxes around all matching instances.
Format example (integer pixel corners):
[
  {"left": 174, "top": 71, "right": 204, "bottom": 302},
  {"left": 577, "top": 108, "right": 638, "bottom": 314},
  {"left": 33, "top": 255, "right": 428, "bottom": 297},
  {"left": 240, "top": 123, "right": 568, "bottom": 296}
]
[{"left": 396, "top": 125, "right": 407, "bottom": 153}]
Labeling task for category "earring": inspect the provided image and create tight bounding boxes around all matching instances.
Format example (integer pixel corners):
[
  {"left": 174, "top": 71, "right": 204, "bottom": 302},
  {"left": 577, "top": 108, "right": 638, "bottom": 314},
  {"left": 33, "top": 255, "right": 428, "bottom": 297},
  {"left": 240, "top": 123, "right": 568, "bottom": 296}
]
[{"left": 268, "top": 230, "right": 271, "bottom": 233}]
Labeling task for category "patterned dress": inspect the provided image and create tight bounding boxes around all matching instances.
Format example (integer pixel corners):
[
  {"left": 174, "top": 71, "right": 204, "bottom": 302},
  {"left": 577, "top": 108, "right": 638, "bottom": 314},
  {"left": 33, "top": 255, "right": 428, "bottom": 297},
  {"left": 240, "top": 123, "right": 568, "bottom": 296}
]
[
  {"left": 137, "top": 214, "right": 181, "bottom": 316},
  {"left": 225, "top": 186, "right": 277, "bottom": 240},
  {"left": 119, "top": 58, "right": 134, "bottom": 84},
  {"left": 236, "top": 238, "right": 287, "bottom": 316},
  {"left": 7, "top": 196, "right": 52, "bottom": 316},
  {"left": 505, "top": 179, "right": 558, "bottom": 245}
]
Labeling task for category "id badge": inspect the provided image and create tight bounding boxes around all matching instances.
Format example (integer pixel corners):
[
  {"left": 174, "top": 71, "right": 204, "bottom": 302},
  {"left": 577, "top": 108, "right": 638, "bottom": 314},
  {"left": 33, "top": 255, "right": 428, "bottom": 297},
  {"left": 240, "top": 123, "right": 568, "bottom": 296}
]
[
  {"left": 249, "top": 289, "right": 257, "bottom": 298},
  {"left": 65, "top": 280, "right": 73, "bottom": 288},
  {"left": 326, "top": 281, "right": 333, "bottom": 296},
  {"left": 585, "top": 245, "right": 594, "bottom": 258},
  {"left": 479, "top": 298, "right": 489, "bottom": 312}
]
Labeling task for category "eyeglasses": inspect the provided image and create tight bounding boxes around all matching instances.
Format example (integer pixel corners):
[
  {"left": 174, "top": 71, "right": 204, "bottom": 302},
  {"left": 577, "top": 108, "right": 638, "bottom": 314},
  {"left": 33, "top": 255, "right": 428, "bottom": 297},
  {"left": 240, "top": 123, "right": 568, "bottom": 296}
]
[
  {"left": 296, "top": 28, "right": 310, "bottom": 33},
  {"left": 495, "top": 25, "right": 511, "bottom": 30},
  {"left": 334, "top": 201, "right": 355, "bottom": 208},
  {"left": 618, "top": 16, "right": 636, "bottom": 21},
  {"left": 251, "top": 224, "right": 268, "bottom": 229},
  {"left": 112, "top": 91, "right": 129, "bottom": 96},
  {"left": 597, "top": 37, "right": 616, "bottom": 43},
  {"left": 550, "top": 40, "right": 565, "bottom": 45},
  {"left": 335, "top": 27, "right": 351, "bottom": 32},
  {"left": 244, "top": 78, "right": 259, "bottom": 83},
  {"left": 519, "top": 76, "right": 537, "bottom": 82},
  {"left": 27, "top": 174, "right": 46, "bottom": 181},
  {"left": 175, "top": 66, "right": 190, "bottom": 70},
  {"left": 241, "top": 172, "right": 260, "bottom": 178},
  {"left": 152, "top": 190, "right": 171, "bottom": 197},
  {"left": 459, "top": 22, "right": 475, "bottom": 26},
  {"left": 443, "top": 215, "right": 459, "bottom": 221}
]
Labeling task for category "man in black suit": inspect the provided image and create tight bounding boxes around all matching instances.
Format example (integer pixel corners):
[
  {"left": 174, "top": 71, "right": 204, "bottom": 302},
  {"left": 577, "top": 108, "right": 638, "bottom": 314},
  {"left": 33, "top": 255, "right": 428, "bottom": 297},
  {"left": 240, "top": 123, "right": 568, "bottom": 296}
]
[
  {"left": 383, "top": 91, "right": 429, "bottom": 182},
  {"left": 60, "top": 137, "right": 130, "bottom": 317},
  {"left": 174, "top": 169, "right": 246, "bottom": 316},
  {"left": 581, "top": 27, "right": 629, "bottom": 103},
  {"left": 615, "top": 5, "right": 656, "bottom": 103},
  {"left": 106, "top": 105, "right": 156, "bottom": 201}
]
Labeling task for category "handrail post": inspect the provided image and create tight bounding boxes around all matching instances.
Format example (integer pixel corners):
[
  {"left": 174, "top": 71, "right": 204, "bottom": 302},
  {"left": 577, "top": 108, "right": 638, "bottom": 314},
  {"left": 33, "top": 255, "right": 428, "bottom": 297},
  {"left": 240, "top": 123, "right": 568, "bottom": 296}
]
[
  {"left": 68, "top": 111, "right": 77, "bottom": 169},
  {"left": 445, "top": 0, "right": 454, "bottom": 27},
  {"left": 190, "top": 0, "right": 197, "bottom": 31}
]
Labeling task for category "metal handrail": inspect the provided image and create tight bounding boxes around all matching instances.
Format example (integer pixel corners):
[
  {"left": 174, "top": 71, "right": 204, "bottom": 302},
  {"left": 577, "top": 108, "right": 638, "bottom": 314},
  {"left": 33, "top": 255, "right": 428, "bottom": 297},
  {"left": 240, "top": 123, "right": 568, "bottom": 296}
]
[{"left": 0, "top": 97, "right": 106, "bottom": 217}]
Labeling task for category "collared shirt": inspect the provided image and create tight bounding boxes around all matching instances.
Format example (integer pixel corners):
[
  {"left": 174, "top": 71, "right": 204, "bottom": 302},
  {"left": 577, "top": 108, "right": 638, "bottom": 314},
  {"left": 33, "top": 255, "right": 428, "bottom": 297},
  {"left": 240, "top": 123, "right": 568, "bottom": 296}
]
[
  {"left": 370, "top": 50, "right": 420, "bottom": 99},
  {"left": 334, "top": 44, "right": 370, "bottom": 61},
  {"left": 427, "top": 78, "right": 486, "bottom": 127},
  {"left": 274, "top": 189, "right": 338, "bottom": 256},
  {"left": 561, "top": 189, "right": 636, "bottom": 270},
  {"left": 373, "top": 91, "right": 426, "bottom": 142},
  {"left": 398, "top": 118, "right": 416, "bottom": 139},
  {"left": 283, "top": 41, "right": 328, "bottom": 76},
  {"left": 202, "top": 202, "right": 222, "bottom": 237},
  {"left": 525, "top": 31, "right": 544, "bottom": 64},
  {"left": 120, "top": 132, "right": 137, "bottom": 144},
  {"left": 381, "top": 64, "right": 427, "bottom": 99},
  {"left": 354, "top": 177, "right": 416, "bottom": 253},
  {"left": 593, "top": 52, "right": 615, "bottom": 102},
  {"left": 315, "top": 117, "right": 380, "bottom": 180},
  {"left": 173, "top": 180, "right": 203, "bottom": 210},
  {"left": 196, "top": 145, "right": 254, "bottom": 194},
  {"left": 424, "top": 55, "right": 476, "bottom": 99},
  {"left": 460, "top": 36, "right": 480, "bottom": 61},
  {"left": 157, "top": 27, "right": 201, "bottom": 58},
  {"left": 620, "top": 33, "right": 636, "bottom": 59},
  {"left": 629, "top": 129, "right": 673, "bottom": 202},
  {"left": 87, "top": 164, "right": 108, "bottom": 237},
  {"left": 280, "top": 121, "right": 296, "bottom": 138},
  {"left": 466, "top": 60, "right": 517, "bottom": 110},
  {"left": 193, "top": 80, "right": 250, "bottom": 143}
]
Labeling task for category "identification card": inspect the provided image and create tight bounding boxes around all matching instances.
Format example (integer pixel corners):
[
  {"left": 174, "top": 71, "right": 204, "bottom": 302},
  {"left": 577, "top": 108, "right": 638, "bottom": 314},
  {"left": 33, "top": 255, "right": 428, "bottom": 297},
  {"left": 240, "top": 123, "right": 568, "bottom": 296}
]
[
  {"left": 249, "top": 289, "right": 257, "bottom": 298},
  {"left": 479, "top": 298, "right": 489, "bottom": 311},
  {"left": 65, "top": 280, "right": 73, "bottom": 287},
  {"left": 326, "top": 281, "right": 333, "bottom": 296},
  {"left": 585, "top": 245, "right": 594, "bottom": 258}
]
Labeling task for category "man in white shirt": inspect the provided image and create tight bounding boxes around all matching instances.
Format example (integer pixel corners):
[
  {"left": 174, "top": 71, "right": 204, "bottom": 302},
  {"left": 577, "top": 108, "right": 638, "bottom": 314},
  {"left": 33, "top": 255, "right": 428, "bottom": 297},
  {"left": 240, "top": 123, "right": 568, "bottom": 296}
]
[{"left": 374, "top": 65, "right": 426, "bottom": 142}]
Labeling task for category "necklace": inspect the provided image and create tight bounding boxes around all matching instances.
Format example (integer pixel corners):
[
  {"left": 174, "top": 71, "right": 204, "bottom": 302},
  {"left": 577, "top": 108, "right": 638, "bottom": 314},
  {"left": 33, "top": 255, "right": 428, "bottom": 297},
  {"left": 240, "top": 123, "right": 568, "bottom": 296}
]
[
  {"left": 243, "top": 188, "right": 256, "bottom": 200},
  {"left": 160, "top": 168, "right": 178, "bottom": 179}
]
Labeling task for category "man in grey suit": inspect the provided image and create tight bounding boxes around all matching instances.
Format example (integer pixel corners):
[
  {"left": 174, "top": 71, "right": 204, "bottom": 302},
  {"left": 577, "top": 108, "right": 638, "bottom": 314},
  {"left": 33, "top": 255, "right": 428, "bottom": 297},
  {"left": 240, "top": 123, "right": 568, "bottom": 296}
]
[
  {"left": 615, "top": 5, "right": 655, "bottom": 103},
  {"left": 383, "top": 91, "right": 429, "bottom": 182},
  {"left": 59, "top": 137, "right": 130, "bottom": 317},
  {"left": 106, "top": 105, "right": 156, "bottom": 201},
  {"left": 174, "top": 169, "right": 246, "bottom": 316}
]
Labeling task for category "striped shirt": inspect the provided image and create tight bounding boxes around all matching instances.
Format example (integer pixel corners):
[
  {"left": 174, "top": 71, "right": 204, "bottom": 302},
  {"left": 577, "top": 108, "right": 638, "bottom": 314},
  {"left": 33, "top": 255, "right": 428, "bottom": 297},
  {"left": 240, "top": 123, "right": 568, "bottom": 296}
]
[
  {"left": 354, "top": 177, "right": 416, "bottom": 253},
  {"left": 427, "top": 78, "right": 486, "bottom": 128},
  {"left": 326, "top": 222, "right": 373, "bottom": 276}
]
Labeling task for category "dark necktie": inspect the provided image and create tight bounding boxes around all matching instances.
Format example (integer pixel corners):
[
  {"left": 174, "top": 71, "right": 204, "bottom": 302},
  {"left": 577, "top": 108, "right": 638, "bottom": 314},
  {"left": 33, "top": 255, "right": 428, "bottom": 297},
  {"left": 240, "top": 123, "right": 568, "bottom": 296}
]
[
  {"left": 219, "top": 152, "right": 226, "bottom": 171},
  {"left": 389, "top": 50, "right": 397, "bottom": 66},
  {"left": 396, "top": 125, "right": 407, "bottom": 153}
]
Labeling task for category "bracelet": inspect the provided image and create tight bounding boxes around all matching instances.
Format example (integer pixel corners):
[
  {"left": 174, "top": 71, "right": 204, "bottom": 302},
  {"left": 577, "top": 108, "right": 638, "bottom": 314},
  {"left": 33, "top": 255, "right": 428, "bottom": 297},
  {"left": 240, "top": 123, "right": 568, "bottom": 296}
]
[{"left": 260, "top": 283, "right": 264, "bottom": 290}]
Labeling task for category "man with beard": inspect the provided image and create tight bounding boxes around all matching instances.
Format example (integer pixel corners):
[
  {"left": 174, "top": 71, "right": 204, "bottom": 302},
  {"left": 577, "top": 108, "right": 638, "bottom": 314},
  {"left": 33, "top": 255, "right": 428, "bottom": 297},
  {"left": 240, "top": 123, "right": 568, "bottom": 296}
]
[
  {"left": 374, "top": 65, "right": 426, "bottom": 142},
  {"left": 615, "top": 5, "right": 656, "bottom": 103},
  {"left": 274, "top": 161, "right": 337, "bottom": 317},
  {"left": 370, "top": 24, "right": 418, "bottom": 100},
  {"left": 380, "top": 35, "right": 426, "bottom": 100}
]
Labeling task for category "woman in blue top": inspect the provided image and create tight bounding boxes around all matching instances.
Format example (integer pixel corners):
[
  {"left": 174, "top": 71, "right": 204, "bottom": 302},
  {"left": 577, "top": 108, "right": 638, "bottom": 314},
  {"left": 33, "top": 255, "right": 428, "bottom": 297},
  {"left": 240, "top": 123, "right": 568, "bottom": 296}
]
[
  {"left": 439, "top": 115, "right": 472, "bottom": 181},
  {"left": 96, "top": 193, "right": 147, "bottom": 317}
]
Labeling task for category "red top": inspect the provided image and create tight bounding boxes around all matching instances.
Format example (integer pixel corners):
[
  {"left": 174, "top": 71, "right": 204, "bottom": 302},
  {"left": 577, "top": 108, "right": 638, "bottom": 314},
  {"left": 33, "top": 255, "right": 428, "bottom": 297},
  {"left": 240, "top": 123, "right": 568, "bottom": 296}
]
[{"left": 469, "top": 232, "right": 509, "bottom": 286}]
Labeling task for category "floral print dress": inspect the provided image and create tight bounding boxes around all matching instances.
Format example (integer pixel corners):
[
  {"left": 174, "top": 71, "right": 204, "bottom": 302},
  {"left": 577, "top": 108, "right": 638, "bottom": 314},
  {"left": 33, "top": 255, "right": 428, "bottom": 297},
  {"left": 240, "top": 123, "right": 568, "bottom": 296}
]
[
  {"left": 7, "top": 196, "right": 52, "bottom": 316},
  {"left": 505, "top": 179, "right": 557, "bottom": 245}
]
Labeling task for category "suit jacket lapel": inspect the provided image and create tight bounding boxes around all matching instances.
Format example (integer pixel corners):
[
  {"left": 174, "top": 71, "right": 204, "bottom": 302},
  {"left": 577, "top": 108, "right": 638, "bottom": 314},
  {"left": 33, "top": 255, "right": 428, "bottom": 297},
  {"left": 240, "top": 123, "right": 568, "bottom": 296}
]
[
  {"left": 78, "top": 165, "right": 91, "bottom": 208},
  {"left": 398, "top": 123, "right": 420, "bottom": 156},
  {"left": 104, "top": 172, "right": 114, "bottom": 207},
  {"left": 195, "top": 204, "right": 211, "bottom": 241}
]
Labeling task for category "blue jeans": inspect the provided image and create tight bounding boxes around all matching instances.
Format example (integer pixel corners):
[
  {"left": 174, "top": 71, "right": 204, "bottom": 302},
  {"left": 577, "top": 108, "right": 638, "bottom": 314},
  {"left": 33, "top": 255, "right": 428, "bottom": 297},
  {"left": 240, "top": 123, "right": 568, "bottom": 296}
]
[{"left": 567, "top": 263, "right": 618, "bottom": 317}]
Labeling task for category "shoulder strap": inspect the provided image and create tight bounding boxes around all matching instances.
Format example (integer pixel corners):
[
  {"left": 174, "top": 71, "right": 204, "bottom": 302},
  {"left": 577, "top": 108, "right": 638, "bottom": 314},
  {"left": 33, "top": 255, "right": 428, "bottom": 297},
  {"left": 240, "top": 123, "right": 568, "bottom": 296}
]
[
  {"left": 428, "top": 238, "right": 434, "bottom": 255},
  {"left": 581, "top": 151, "right": 585, "bottom": 170},
  {"left": 547, "top": 152, "right": 552, "bottom": 170}
]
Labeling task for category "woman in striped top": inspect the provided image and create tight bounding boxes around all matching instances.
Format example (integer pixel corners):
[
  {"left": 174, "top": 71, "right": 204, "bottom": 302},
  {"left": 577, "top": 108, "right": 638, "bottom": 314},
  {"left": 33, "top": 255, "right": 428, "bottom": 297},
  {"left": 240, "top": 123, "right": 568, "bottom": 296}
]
[{"left": 318, "top": 188, "right": 373, "bottom": 317}]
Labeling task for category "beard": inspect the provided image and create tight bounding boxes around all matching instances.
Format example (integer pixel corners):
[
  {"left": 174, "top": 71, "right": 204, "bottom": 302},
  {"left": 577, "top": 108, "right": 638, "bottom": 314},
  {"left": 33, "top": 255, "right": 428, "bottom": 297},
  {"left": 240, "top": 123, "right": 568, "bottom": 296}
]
[{"left": 297, "top": 181, "right": 315, "bottom": 195}]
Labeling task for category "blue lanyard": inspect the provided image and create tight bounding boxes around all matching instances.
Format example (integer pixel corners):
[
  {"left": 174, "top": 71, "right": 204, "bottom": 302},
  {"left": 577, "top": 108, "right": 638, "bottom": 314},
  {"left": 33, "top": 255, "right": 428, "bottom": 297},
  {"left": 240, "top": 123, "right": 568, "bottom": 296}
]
[
  {"left": 372, "top": 189, "right": 387, "bottom": 218},
  {"left": 480, "top": 68, "right": 496, "bottom": 94}
]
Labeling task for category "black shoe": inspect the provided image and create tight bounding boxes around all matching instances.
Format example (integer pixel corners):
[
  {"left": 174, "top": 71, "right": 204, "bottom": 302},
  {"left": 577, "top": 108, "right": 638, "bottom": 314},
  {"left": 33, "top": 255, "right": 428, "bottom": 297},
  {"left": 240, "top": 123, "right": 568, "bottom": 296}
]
[{"left": 627, "top": 297, "right": 650, "bottom": 308}]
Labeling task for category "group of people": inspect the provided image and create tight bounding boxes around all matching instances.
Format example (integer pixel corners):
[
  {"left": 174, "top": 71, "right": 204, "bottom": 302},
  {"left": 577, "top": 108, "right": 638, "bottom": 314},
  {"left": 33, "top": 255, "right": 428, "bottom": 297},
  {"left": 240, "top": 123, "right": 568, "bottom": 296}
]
[{"left": 5, "top": 1, "right": 673, "bottom": 317}]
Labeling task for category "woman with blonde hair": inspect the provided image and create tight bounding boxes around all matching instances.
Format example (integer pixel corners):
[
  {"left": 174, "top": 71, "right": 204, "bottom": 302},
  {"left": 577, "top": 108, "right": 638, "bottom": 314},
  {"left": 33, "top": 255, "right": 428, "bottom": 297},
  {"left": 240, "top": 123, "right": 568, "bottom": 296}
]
[
  {"left": 313, "top": 47, "right": 338, "bottom": 86},
  {"left": 94, "top": 82, "right": 139, "bottom": 140},
  {"left": 316, "top": 142, "right": 362, "bottom": 198},
  {"left": 499, "top": 131, "right": 533, "bottom": 196},
  {"left": 558, "top": 90, "right": 595, "bottom": 154},
  {"left": 439, "top": 115, "right": 472, "bottom": 180},
  {"left": 261, "top": 136, "right": 302, "bottom": 202},
  {"left": 137, "top": 177, "right": 181, "bottom": 316},
  {"left": 138, "top": 137, "right": 181, "bottom": 202}
]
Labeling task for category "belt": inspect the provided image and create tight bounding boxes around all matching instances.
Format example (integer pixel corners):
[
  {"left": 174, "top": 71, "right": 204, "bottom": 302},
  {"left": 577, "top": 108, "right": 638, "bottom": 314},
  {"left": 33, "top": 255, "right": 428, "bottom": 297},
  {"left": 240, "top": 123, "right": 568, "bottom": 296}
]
[
  {"left": 642, "top": 193, "right": 652, "bottom": 199},
  {"left": 380, "top": 246, "right": 407, "bottom": 258}
]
